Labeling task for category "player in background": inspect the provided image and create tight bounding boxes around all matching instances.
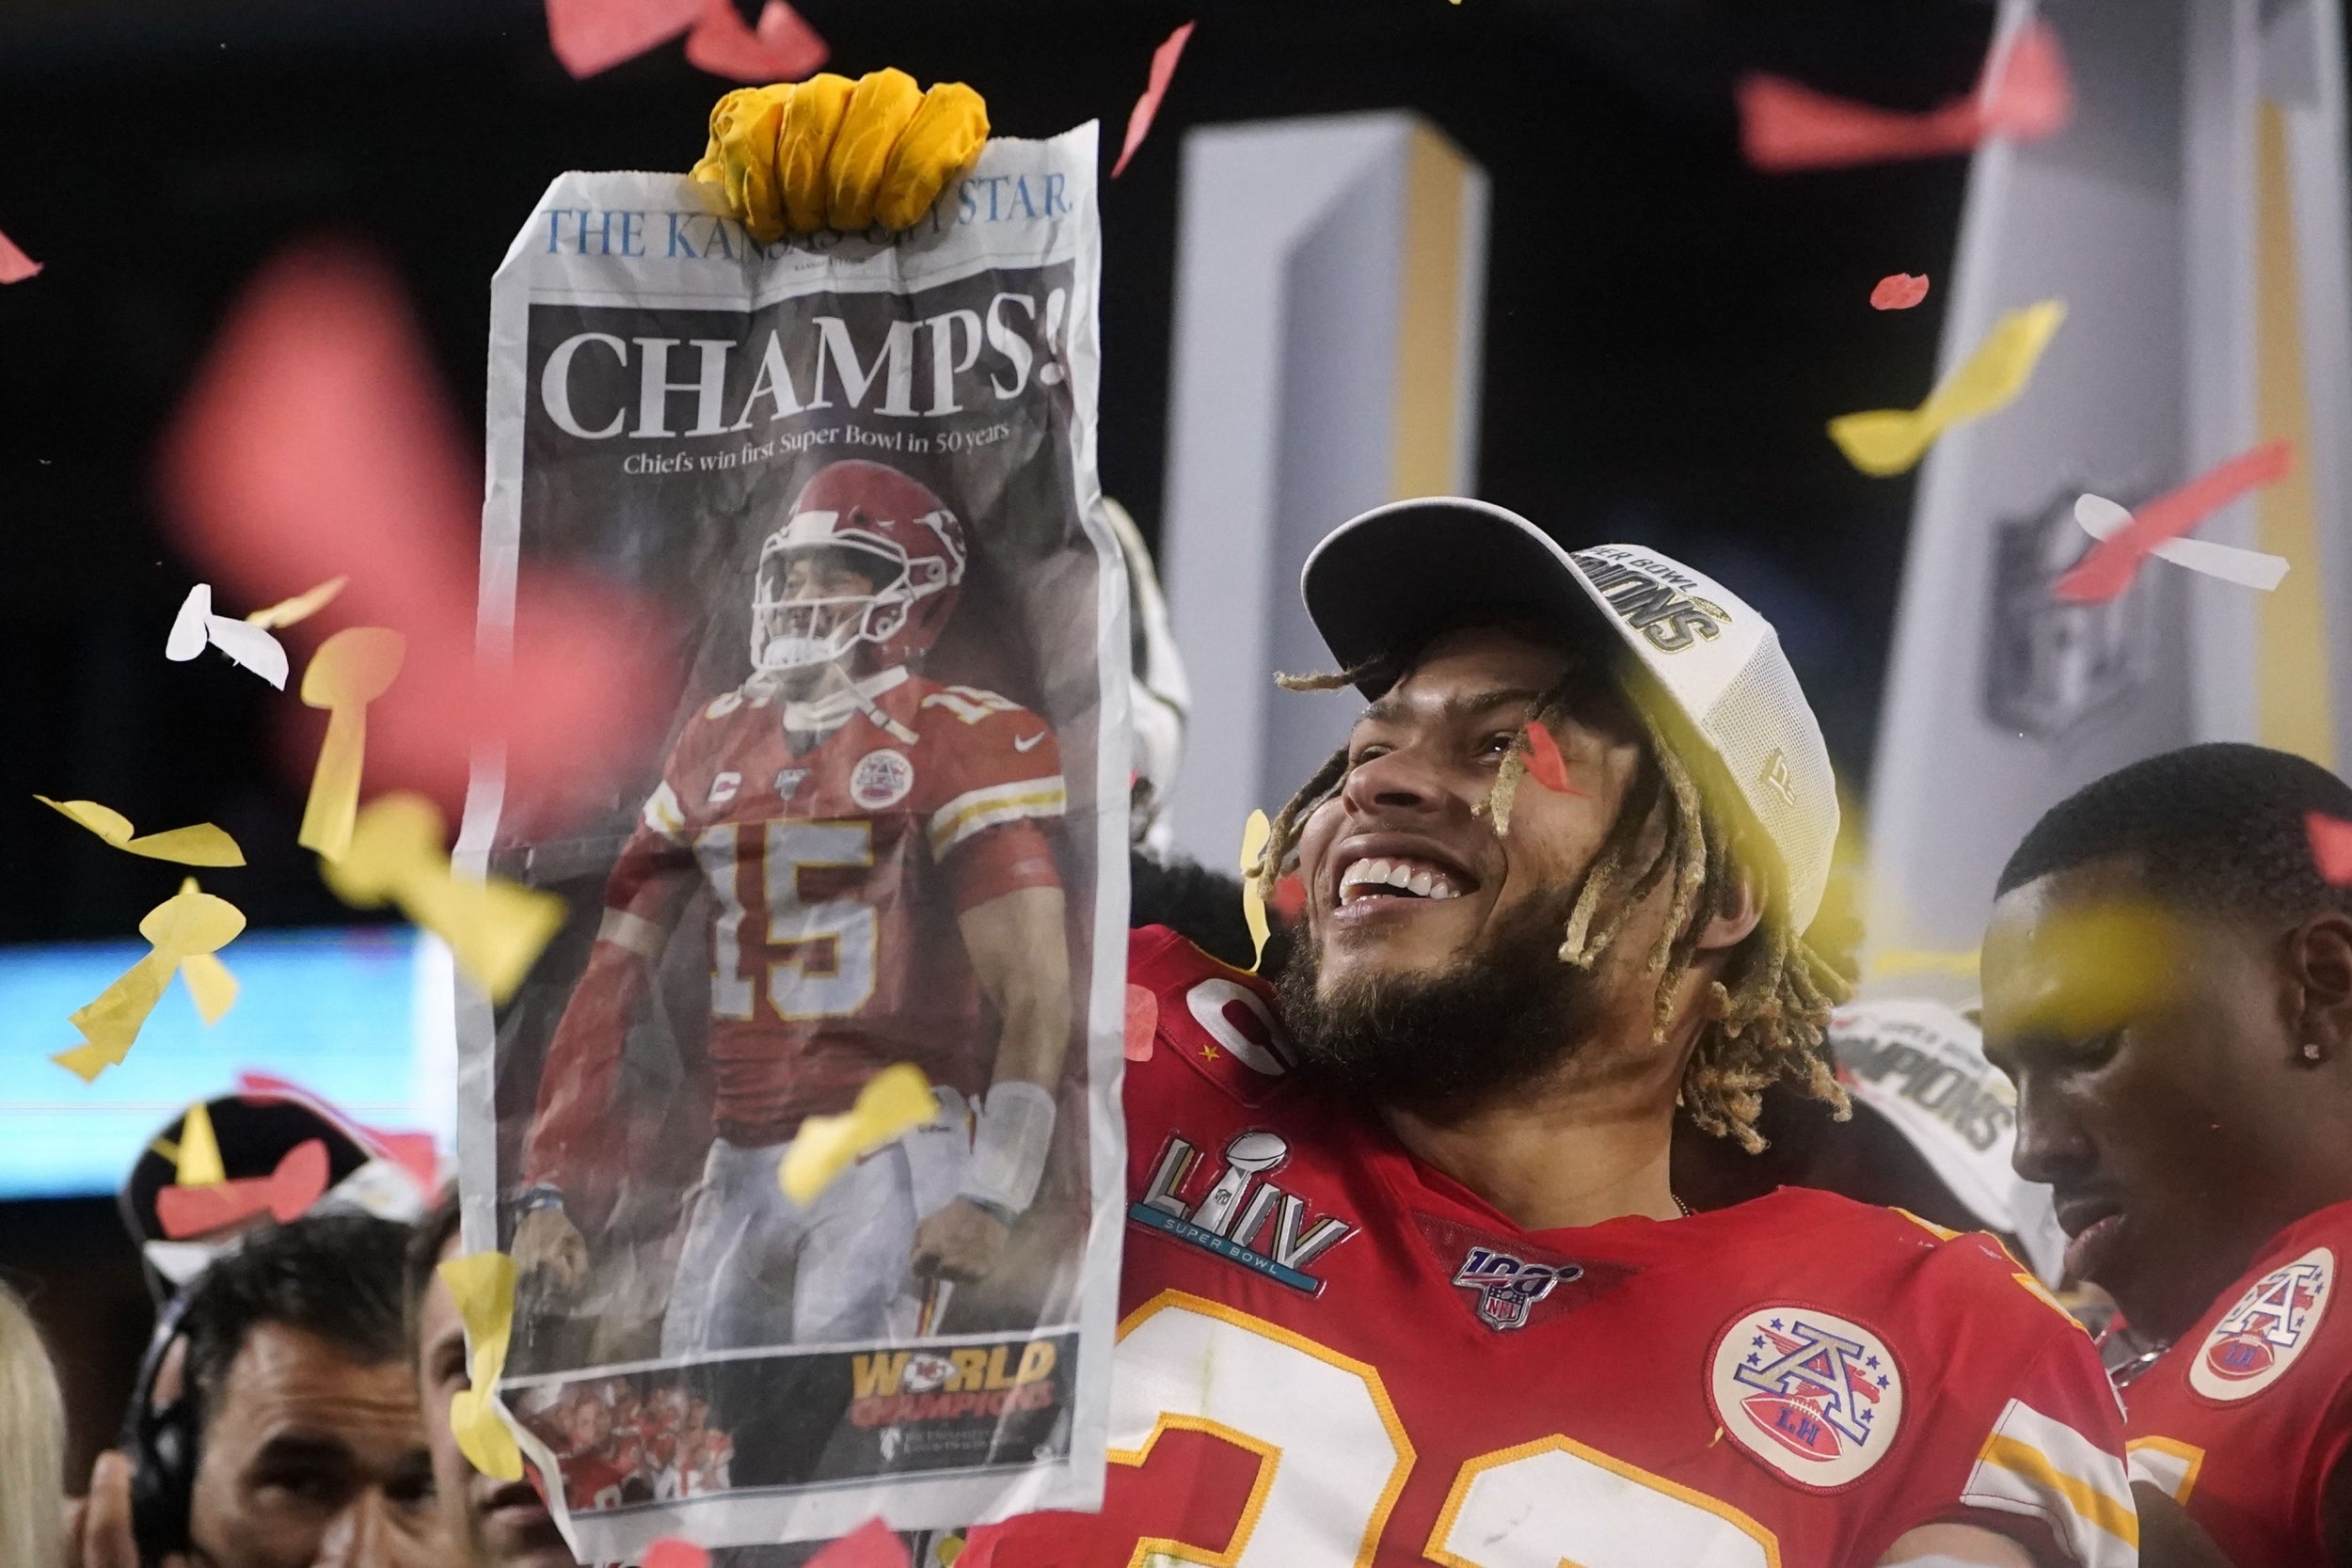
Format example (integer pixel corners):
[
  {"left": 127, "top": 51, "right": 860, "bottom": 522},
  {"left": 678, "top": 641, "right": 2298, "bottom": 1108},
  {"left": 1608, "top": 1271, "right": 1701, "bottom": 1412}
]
[
  {"left": 1983, "top": 743, "right": 2352, "bottom": 1568},
  {"left": 1677, "top": 999, "right": 2069, "bottom": 1292},
  {"left": 514, "top": 455, "right": 1072, "bottom": 1353},
  {"left": 962, "top": 499, "right": 2132, "bottom": 1568}
]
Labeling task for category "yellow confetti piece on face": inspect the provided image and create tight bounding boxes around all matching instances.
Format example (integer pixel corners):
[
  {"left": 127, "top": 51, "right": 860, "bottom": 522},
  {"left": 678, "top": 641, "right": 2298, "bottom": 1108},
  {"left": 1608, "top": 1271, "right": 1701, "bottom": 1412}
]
[
  {"left": 175, "top": 1101, "right": 227, "bottom": 1187},
  {"left": 779, "top": 1064, "right": 937, "bottom": 1205},
  {"left": 52, "top": 879, "right": 245, "bottom": 1082},
  {"left": 437, "top": 1250, "right": 523, "bottom": 1482},
  {"left": 245, "top": 575, "right": 348, "bottom": 630},
  {"left": 1983, "top": 898, "right": 2181, "bottom": 1044},
  {"left": 297, "top": 627, "right": 405, "bottom": 863},
  {"left": 319, "top": 793, "right": 563, "bottom": 1004},
  {"left": 35, "top": 796, "right": 245, "bottom": 866},
  {"left": 1828, "top": 299, "right": 2065, "bottom": 477},
  {"left": 1239, "top": 809, "right": 1271, "bottom": 974}
]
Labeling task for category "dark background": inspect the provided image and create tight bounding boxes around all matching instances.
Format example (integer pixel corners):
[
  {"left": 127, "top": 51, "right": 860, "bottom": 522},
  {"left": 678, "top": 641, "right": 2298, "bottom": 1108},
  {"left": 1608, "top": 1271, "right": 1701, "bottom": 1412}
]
[{"left": 0, "top": 0, "right": 2029, "bottom": 1474}]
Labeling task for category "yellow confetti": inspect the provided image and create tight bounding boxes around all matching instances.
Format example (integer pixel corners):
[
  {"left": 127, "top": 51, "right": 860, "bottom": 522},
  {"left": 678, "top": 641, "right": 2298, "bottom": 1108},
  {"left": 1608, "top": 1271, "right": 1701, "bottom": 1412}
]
[
  {"left": 53, "top": 879, "right": 245, "bottom": 1082},
  {"left": 319, "top": 793, "right": 563, "bottom": 1004},
  {"left": 1829, "top": 299, "right": 2065, "bottom": 476},
  {"left": 1982, "top": 898, "right": 2180, "bottom": 1044},
  {"left": 1239, "top": 808, "right": 1271, "bottom": 974},
  {"left": 246, "top": 575, "right": 348, "bottom": 629},
  {"left": 297, "top": 627, "right": 405, "bottom": 862},
  {"left": 180, "top": 952, "right": 240, "bottom": 1023},
  {"left": 1867, "top": 946, "right": 1980, "bottom": 979},
  {"left": 175, "top": 1101, "right": 227, "bottom": 1187},
  {"left": 779, "top": 1064, "right": 936, "bottom": 1205},
  {"left": 437, "top": 1250, "right": 524, "bottom": 1482},
  {"left": 35, "top": 796, "right": 244, "bottom": 866}
]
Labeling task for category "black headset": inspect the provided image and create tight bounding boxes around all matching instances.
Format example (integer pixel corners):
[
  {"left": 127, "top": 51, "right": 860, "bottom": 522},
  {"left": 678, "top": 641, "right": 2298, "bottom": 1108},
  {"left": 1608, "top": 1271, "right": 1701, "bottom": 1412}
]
[{"left": 121, "top": 1284, "right": 201, "bottom": 1567}]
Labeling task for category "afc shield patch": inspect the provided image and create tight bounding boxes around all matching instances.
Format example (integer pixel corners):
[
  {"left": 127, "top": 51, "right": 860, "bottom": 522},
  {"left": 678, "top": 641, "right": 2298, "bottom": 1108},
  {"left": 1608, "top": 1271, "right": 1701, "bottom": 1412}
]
[
  {"left": 1710, "top": 1306, "right": 1904, "bottom": 1489},
  {"left": 850, "top": 748, "right": 914, "bottom": 810},
  {"left": 2190, "top": 1244, "right": 2332, "bottom": 1402}
]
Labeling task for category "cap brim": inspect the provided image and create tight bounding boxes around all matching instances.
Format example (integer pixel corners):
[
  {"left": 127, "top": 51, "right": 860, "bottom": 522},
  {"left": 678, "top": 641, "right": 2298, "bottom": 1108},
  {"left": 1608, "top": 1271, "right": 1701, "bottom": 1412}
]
[{"left": 1300, "top": 499, "right": 1609, "bottom": 694}]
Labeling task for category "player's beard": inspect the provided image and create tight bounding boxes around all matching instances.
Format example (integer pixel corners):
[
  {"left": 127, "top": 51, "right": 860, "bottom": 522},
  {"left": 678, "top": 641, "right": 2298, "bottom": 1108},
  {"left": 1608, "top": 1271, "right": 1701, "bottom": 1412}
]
[{"left": 1276, "top": 883, "right": 1604, "bottom": 1117}]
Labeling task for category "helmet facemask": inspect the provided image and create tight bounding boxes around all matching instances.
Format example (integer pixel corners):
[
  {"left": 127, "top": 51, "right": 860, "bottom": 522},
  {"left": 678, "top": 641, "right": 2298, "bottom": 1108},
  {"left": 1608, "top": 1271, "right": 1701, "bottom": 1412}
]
[{"left": 750, "top": 539, "right": 911, "bottom": 677}]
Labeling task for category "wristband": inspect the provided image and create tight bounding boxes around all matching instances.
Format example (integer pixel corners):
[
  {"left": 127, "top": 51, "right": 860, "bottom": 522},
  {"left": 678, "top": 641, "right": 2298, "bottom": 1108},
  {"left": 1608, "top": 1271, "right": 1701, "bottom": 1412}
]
[
  {"left": 517, "top": 1183, "right": 568, "bottom": 1216},
  {"left": 964, "top": 1196, "right": 1023, "bottom": 1228},
  {"left": 960, "top": 1080, "right": 1056, "bottom": 1216}
]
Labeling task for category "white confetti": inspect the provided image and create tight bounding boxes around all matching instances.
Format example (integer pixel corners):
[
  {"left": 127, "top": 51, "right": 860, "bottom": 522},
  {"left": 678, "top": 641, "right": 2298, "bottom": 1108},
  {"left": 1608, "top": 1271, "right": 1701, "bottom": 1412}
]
[
  {"left": 165, "top": 581, "right": 292, "bottom": 688},
  {"left": 2074, "top": 492, "right": 2289, "bottom": 592}
]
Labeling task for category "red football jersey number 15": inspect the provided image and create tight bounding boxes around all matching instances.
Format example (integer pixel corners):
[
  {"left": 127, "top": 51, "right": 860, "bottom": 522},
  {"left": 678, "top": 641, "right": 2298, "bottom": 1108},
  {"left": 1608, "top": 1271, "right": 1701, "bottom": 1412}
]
[{"left": 697, "top": 818, "right": 879, "bottom": 1022}]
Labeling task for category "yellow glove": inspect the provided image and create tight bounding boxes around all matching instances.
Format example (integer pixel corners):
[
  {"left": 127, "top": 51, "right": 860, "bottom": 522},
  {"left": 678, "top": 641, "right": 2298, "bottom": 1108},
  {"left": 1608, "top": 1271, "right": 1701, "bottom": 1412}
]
[{"left": 691, "top": 70, "right": 989, "bottom": 242}]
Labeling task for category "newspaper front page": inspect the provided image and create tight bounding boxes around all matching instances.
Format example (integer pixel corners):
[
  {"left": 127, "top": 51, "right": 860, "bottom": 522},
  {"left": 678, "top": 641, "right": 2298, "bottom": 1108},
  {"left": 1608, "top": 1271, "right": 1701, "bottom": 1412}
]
[{"left": 462, "top": 126, "right": 1125, "bottom": 1559}]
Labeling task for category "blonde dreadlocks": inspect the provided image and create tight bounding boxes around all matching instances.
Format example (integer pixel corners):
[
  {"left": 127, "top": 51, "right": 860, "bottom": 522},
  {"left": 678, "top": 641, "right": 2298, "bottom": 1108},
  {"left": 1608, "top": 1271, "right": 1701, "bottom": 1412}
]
[{"left": 1252, "top": 668, "right": 1850, "bottom": 1153}]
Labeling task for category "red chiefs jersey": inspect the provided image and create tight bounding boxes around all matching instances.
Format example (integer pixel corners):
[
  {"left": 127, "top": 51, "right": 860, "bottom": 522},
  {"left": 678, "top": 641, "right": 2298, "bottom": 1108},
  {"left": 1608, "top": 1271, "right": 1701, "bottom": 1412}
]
[
  {"left": 563, "top": 1447, "right": 632, "bottom": 1513},
  {"left": 982, "top": 928, "right": 2135, "bottom": 1568},
  {"left": 2122, "top": 1199, "right": 2352, "bottom": 1565},
  {"left": 548, "top": 666, "right": 1063, "bottom": 1151}
]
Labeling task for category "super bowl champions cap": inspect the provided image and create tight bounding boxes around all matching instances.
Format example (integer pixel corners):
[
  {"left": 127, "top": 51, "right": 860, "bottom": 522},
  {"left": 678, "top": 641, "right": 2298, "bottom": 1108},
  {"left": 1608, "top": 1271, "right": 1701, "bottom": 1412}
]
[
  {"left": 1299, "top": 496, "right": 1839, "bottom": 932},
  {"left": 1828, "top": 999, "right": 2066, "bottom": 1286}
]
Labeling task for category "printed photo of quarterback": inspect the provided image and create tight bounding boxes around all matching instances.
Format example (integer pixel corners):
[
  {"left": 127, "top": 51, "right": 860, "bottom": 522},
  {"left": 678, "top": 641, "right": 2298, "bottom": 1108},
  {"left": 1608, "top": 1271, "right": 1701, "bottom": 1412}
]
[{"left": 511, "top": 457, "right": 1072, "bottom": 1354}]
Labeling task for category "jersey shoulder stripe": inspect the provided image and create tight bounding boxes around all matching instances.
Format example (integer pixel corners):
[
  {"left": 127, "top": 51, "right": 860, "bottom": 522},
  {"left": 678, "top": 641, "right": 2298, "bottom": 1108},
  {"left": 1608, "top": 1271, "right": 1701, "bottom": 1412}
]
[
  {"left": 1963, "top": 1398, "right": 2138, "bottom": 1568},
  {"left": 928, "top": 776, "right": 1067, "bottom": 857}
]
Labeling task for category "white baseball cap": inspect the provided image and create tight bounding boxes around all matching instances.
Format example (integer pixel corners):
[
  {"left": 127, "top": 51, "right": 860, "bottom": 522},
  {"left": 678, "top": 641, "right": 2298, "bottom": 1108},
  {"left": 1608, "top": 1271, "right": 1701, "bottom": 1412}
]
[
  {"left": 1828, "top": 999, "right": 2066, "bottom": 1285},
  {"left": 1299, "top": 497, "right": 1839, "bottom": 932}
]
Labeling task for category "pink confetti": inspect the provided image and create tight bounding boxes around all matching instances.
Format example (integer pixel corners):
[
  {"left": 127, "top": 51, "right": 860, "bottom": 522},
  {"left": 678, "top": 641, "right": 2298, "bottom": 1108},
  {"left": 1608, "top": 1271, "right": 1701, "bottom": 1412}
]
[
  {"left": 806, "top": 1518, "right": 909, "bottom": 1568},
  {"left": 1521, "top": 723, "right": 1581, "bottom": 794},
  {"left": 1124, "top": 983, "right": 1159, "bottom": 1062},
  {"left": 0, "top": 227, "right": 40, "bottom": 284},
  {"left": 159, "top": 244, "right": 673, "bottom": 831},
  {"left": 684, "top": 0, "right": 827, "bottom": 83},
  {"left": 1113, "top": 22, "right": 1195, "bottom": 179},
  {"left": 1870, "top": 273, "right": 1931, "bottom": 310},
  {"left": 155, "top": 1138, "right": 331, "bottom": 1239},
  {"left": 2310, "top": 814, "right": 2352, "bottom": 886},
  {"left": 544, "top": 0, "right": 699, "bottom": 78},
  {"left": 1740, "top": 19, "right": 2070, "bottom": 172},
  {"left": 2054, "top": 441, "right": 2294, "bottom": 604},
  {"left": 643, "top": 1542, "right": 710, "bottom": 1568}
]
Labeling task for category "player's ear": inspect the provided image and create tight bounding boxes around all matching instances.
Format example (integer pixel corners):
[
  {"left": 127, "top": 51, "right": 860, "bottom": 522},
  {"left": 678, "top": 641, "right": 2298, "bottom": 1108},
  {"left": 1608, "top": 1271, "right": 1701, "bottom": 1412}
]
[
  {"left": 1692, "top": 862, "right": 1762, "bottom": 955},
  {"left": 2287, "top": 909, "right": 2352, "bottom": 1065}
]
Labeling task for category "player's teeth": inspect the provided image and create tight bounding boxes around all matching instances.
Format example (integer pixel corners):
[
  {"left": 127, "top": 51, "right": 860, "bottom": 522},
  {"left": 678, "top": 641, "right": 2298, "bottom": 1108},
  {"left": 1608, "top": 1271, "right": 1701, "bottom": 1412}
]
[
  {"left": 1406, "top": 868, "right": 1434, "bottom": 896},
  {"left": 1429, "top": 879, "right": 1460, "bottom": 900},
  {"left": 1384, "top": 862, "right": 1414, "bottom": 890}
]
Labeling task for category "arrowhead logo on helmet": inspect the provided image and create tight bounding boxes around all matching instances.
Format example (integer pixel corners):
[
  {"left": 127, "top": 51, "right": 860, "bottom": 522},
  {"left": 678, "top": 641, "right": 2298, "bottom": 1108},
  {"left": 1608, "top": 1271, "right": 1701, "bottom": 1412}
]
[{"left": 749, "top": 460, "right": 969, "bottom": 679}]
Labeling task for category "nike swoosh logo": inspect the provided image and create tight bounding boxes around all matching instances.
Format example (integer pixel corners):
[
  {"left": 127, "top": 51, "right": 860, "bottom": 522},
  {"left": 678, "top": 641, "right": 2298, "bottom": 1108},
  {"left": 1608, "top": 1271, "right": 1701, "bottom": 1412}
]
[{"left": 1014, "top": 732, "right": 1047, "bottom": 752}]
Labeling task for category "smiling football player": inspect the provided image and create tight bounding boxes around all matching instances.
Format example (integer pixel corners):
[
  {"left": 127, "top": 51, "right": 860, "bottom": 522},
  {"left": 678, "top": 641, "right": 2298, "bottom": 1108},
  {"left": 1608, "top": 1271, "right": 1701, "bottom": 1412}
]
[{"left": 974, "top": 498, "right": 2134, "bottom": 1568}]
